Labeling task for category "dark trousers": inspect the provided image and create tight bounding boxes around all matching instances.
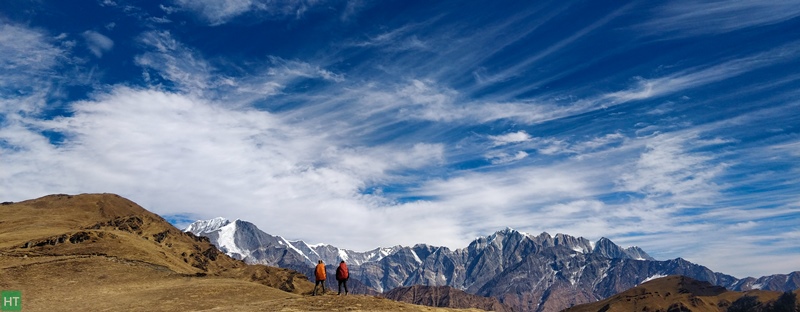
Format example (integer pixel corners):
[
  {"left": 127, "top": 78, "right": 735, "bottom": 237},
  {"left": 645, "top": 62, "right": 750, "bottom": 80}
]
[
  {"left": 313, "top": 280, "right": 325, "bottom": 295},
  {"left": 337, "top": 279, "right": 348, "bottom": 295}
]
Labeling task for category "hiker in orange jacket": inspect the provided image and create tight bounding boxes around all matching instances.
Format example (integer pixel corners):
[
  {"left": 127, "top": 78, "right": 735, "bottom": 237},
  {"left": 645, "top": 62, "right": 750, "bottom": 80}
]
[
  {"left": 336, "top": 260, "right": 349, "bottom": 295},
  {"left": 313, "top": 260, "right": 326, "bottom": 296}
]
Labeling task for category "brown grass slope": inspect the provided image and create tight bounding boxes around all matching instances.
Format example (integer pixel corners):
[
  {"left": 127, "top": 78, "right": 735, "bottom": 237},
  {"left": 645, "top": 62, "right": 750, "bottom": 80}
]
[
  {"left": 383, "top": 285, "right": 514, "bottom": 312},
  {"left": 563, "top": 275, "right": 795, "bottom": 312},
  {"left": 0, "top": 193, "right": 481, "bottom": 312}
]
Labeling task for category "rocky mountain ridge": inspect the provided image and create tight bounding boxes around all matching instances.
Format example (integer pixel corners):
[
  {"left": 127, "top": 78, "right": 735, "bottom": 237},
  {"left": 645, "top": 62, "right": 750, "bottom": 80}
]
[{"left": 185, "top": 218, "right": 800, "bottom": 312}]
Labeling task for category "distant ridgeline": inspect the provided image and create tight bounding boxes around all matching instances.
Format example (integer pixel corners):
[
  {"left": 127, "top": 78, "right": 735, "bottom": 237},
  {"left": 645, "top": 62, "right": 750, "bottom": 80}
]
[{"left": 186, "top": 218, "right": 800, "bottom": 312}]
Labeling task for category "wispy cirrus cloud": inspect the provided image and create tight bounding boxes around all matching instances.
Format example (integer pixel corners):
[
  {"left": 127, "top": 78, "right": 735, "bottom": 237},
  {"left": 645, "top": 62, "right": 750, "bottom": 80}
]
[
  {"left": 642, "top": 0, "right": 800, "bottom": 37},
  {"left": 604, "top": 42, "right": 800, "bottom": 103},
  {"left": 173, "top": 0, "right": 256, "bottom": 25},
  {"left": 172, "top": 0, "right": 330, "bottom": 25},
  {"left": 486, "top": 151, "right": 528, "bottom": 165},
  {"left": 616, "top": 132, "right": 728, "bottom": 205},
  {"left": 135, "top": 30, "right": 342, "bottom": 102},
  {"left": 0, "top": 23, "right": 79, "bottom": 116},
  {"left": 266, "top": 56, "right": 345, "bottom": 83},
  {"left": 135, "top": 30, "right": 216, "bottom": 92}
]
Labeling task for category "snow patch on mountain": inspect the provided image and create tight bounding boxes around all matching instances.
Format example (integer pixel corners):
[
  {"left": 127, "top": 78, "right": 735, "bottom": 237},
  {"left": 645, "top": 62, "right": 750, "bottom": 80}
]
[
  {"left": 184, "top": 217, "right": 229, "bottom": 233},
  {"left": 216, "top": 220, "right": 245, "bottom": 258},
  {"left": 641, "top": 274, "right": 667, "bottom": 284},
  {"left": 410, "top": 249, "right": 422, "bottom": 264},
  {"left": 282, "top": 238, "right": 312, "bottom": 263}
]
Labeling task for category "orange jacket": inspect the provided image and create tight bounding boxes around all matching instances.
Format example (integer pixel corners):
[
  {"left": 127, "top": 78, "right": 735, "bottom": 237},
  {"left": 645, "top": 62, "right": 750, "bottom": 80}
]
[{"left": 315, "top": 263, "right": 326, "bottom": 281}]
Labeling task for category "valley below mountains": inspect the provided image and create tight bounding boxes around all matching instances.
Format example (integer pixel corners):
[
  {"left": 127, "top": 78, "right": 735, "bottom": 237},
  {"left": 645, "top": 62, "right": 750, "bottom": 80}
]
[{"left": 186, "top": 218, "right": 800, "bottom": 312}]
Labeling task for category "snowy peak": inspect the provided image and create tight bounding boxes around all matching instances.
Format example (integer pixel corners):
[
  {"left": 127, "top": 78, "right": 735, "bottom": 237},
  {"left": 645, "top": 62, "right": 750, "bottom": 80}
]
[
  {"left": 182, "top": 219, "right": 795, "bottom": 312},
  {"left": 592, "top": 237, "right": 654, "bottom": 260},
  {"left": 184, "top": 218, "right": 407, "bottom": 268},
  {"left": 185, "top": 218, "right": 286, "bottom": 262},
  {"left": 472, "top": 229, "right": 599, "bottom": 255},
  {"left": 184, "top": 217, "right": 230, "bottom": 234},
  {"left": 624, "top": 246, "right": 654, "bottom": 261},
  {"left": 475, "top": 227, "right": 532, "bottom": 250},
  {"left": 730, "top": 271, "right": 800, "bottom": 291},
  {"left": 289, "top": 241, "right": 401, "bottom": 266},
  {"left": 554, "top": 233, "right": 593, "bottom": 254}
]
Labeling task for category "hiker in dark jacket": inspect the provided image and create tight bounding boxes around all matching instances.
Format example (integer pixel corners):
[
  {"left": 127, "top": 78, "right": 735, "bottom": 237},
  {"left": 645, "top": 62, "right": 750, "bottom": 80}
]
[
  {"left": 336, "top": 260, "right": 349, "bottom": 295},
  {"left": 313, "top": 260, "right": 326, "bottom": 296}
]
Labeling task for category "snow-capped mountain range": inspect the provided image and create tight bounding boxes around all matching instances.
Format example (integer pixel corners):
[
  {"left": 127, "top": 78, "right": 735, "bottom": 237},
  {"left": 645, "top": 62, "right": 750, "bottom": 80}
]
[
  {"left": 185, "top": 218, "right": 800, "bottom": 312},
  {"left": 185, "top": 217, "right": 398, "bottom": 267}
]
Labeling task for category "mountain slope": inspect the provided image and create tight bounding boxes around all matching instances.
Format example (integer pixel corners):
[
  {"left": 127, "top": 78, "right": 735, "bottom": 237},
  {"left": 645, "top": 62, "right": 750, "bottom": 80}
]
[
  {"left": 383, "top": 285, "right": 513, "bottom": 312},
  {"left": 563, "top": 275, "right": 795, "bottom": 312},
  {"left": 731, "top": 272, "right": 800, "bottom": 292},
  {"left": 184, "top": 218, "right": 399, "bottom": 267},
  {"left": 0, "top": 194, "right": 480, "bottom": 312},
  {"left": 185, "top": 218, "right": 800, "bottom": 312}
]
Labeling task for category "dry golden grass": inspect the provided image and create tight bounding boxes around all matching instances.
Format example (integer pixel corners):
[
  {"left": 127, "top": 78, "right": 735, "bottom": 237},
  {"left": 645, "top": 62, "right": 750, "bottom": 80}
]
[
  {"left": 564, "top": 275, "right": 788, "bottom": 312},
  {"left": 0, "top": 194, "right": 481, "bottom": 312}
]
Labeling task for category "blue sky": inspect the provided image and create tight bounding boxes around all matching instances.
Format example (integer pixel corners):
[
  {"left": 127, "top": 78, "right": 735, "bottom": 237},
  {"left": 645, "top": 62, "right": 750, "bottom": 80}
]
[{"left": 1, "top": 0, "right": 799, "bottom": 278}]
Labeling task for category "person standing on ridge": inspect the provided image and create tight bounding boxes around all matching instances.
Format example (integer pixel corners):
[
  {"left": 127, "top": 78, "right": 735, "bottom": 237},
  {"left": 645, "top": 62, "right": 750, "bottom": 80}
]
[
  {"left": 313, "top": 260, "right": 326, "bottom": 296},
  {"left": 336, "top": 260, "right": 349, "bottom": 295}
]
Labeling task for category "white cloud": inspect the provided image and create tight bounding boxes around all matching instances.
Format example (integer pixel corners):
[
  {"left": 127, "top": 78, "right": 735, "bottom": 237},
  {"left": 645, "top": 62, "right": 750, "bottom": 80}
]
[
  {"left": 174, "top": 0, "right": 254, "bottom": 25},
  {"left": 340, "top": 0, "right": 367, "bottom": 21},
  {"left": 135, "top": 30, "right": 215, "bottom": 93},
  {"left": 148, "top": 16, "right": 172, "bottom": 24},
  {"left": 616, "top": 132, "right": 726, "bottom": 204},
  {"left": 160, "top": 4, "right": 179, "bottom": 14},
  {"left": 488, "top": 131, "right": 531, "bottom": 146},
  {"left": 381, "top": 80, "right": 577, "bottom": 124},
  {"left": 0, "top": 24, "right": 64, "bottom": 84},
  {"left": 0, "top": 86, "right": 453, "bottom": 250},
  {"left": 480, "top": 3, "right": 631, "bottom": 85},
  {"left": 0, "top": 23, "right": 70, "bottom": 115},
  {"left": 771, "top": 140, "right": 800, "bottom": 157},
  {"left": 266, "top": 56, "right": 345, "bottom": 83},
  {"left": 579, "top": 133, "right": 625, "bottom": 150},
  {"left": 82, "top": 30, "right": 114, "bottom": 58},
  {"left": 524, "top": 133, "right": 625, "bottom": 157},
  {"left": 487, "top": 151, "right": 528, "bottom": 165},
  {"left": 531, "top": 137, "right": 570, "bottom": 155},
  {"left": 409, "top": 165, "right": 596, "bottom": 234},
  {"left": 173, "top": 0, "right": 328, "bottom": 25},
  {"left": 642, "top": 1, "right": 800, "bottom": 37},
  {"left": 134, "top": 31, "right": 343, "bottom": 103},
  {"left": 604, "top": 43, "right": 800, "bottom": 104}
]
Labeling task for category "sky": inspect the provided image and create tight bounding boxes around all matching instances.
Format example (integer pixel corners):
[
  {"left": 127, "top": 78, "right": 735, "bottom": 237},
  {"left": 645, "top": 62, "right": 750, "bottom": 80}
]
[{"left": 1, "top": 0, "right": 799, "bottom": 278}]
